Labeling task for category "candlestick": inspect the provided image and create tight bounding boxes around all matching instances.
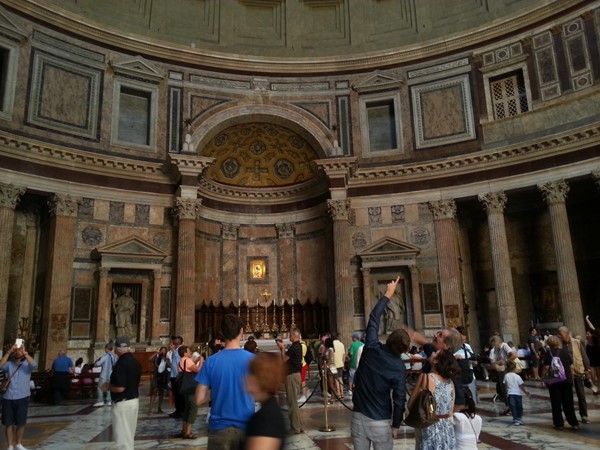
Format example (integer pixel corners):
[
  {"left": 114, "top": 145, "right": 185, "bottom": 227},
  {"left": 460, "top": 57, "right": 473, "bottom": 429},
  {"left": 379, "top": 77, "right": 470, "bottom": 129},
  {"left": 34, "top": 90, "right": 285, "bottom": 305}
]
[
  {"left": 280, "top": 298, "right": 287, "bottom": 333},
  {"left": 245, "top": 299, "right": 252, "bottom": 333}
]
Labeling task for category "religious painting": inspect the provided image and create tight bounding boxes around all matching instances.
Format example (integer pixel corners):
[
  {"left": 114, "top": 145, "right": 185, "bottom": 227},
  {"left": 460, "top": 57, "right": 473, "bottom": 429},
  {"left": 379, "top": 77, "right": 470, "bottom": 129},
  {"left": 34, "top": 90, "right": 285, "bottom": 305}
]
[
  {"left": 248, "top": 257, "right": 268, "bottom": 284},
  {"left": 374, "top": 277, "right": 407, "bottom": 335}
]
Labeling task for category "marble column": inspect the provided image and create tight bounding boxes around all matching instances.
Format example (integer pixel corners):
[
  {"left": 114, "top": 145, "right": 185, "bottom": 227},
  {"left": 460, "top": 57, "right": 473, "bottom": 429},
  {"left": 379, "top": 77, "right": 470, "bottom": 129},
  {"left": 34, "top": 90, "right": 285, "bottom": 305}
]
[
  {"left": 95, "top": 267, "right": 111, "bottom": 345},
  {"left": 409, "top": 266, "right": 423, "bottom": 330},
  {"left": 478, "top": 191, "right": 519, "bottom": 341},
  {"left": 0, "top": 184, "right": 25, "bottom": 351},
  {"left": 174, "top": 197, "right": 201, "bottom": 346},
  {"left": 43, "top": 194, "right": 79, "bottom": 368},
  {"left": 428, "top": 199, "right": 463, "bottom": 327},
  {"left": 538, "top": 180, "right": 585, "bottom": 337},
  {"left": 328, "top": 199, "right": 353, "bottom": 344},
  {"left": 221, "top": 224, "right": 239, "bottom": 307}
]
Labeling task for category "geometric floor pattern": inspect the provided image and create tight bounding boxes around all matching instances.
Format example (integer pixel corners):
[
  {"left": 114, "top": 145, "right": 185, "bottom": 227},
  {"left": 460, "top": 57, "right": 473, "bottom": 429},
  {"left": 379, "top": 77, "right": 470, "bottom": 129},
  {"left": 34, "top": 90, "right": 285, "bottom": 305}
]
[{"left": 2, "top": 378, "right": 600, "bottom": 449}]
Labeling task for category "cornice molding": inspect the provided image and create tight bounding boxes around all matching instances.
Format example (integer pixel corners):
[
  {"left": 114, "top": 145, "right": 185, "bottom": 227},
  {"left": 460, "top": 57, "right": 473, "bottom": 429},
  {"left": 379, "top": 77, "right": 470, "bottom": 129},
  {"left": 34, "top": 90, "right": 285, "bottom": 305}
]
[{"left": 1, "top": 0, "right": 588, "bottom": 75}]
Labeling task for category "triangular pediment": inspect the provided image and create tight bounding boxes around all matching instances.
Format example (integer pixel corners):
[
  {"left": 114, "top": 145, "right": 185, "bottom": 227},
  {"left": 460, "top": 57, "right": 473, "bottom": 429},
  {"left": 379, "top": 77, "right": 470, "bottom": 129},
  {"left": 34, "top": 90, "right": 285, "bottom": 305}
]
[
  {"left": 92, "top": 236, "right": 166, "bottom": 269},
  {"left": 353, "top": 71, "right": 403, "bottom": 93},
  {"left": 111, "top": 56, "right": 164, "bottom": 81},
  {"left": 0, "top": 7, "right": 28, "bottom": 41},
  {"left": 358, "top": 237, "right": 420, "bottom": 268}
]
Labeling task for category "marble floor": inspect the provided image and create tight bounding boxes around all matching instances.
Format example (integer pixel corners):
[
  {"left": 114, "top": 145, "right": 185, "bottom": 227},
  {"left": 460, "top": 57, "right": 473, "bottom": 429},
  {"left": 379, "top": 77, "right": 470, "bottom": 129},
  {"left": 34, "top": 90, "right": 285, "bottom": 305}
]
[{"left": 3, "top": 377, "right": 600, "bottom": 449}]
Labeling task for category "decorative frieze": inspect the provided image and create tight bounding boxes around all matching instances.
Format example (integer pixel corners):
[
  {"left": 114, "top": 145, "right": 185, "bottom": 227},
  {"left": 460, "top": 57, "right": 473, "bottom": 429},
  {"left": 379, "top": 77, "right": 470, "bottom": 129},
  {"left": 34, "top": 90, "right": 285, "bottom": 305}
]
[
  {"left": 0, "top": 183, "right": 25, "bottom": 209},
  {"left": 368, "top": 207, "right": 382, "bottom": 225},
  {"left": 391, "top": 205, "right": 405, "bottom": 223}
]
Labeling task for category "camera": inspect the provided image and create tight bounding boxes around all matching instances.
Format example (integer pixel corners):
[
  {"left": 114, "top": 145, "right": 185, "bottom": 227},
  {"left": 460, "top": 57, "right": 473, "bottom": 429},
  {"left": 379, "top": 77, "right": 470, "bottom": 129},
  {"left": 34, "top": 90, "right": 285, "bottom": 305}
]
[
  {"left": 275, "top": 338, "right": 283, "bottom": 344},
  {"left": 15, "top": 338, "right": 23, "bottom": 348}
]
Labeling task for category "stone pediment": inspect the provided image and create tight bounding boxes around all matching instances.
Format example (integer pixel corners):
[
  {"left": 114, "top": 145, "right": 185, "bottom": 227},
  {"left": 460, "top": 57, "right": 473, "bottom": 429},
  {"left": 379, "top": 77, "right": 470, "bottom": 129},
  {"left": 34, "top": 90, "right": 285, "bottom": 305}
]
[
  {"left": 110, "top": 56, "right": 164, "bottom": 82},
  {"left": 353, "top": 72, "right": 403, "bottom": 93},
  {"left": 92, "top": 236, "right": 167, "bottom": 269},
  {"left": 0, "top": 7, "right": 28, "bottom": 41},
  {"left": 358, "top": 237, "right": 420, "bottom": 268}
]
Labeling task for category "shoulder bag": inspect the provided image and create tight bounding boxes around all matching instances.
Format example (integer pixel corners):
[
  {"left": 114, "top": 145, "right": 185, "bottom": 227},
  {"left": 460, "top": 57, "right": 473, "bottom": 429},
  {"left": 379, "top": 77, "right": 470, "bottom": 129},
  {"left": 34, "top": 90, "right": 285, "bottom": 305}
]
[
  {"left": 176, "top": 360, "right": 197, "bottom": 396},
  {"left": 0, "top": 362, "right": 23, "bottom": 395},
  {"left": 404, "top": 373, "right": 439, "bottom": 429}
]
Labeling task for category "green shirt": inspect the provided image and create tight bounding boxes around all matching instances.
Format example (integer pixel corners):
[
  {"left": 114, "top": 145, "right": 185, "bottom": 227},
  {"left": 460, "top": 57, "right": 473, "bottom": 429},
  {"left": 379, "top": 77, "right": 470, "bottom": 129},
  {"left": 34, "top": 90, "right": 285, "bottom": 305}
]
[{"left": 349, "top": 340, "right": 364, "bottom": 369}]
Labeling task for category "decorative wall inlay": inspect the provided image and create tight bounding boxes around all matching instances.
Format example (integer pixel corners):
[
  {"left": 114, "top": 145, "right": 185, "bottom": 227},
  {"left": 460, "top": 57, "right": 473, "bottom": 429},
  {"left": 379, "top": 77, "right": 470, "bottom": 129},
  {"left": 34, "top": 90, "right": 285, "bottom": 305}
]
[
  {"left": 368, "top": 207, "right": 382, "bottom": 225},
  {"left": 109, "top": 201, "right": 124, "bottom": 223},
  {"left": 428, "top": 199, "right": 457, "bottom": 220},
  {"left": 135, "top": 204, "right": 150, "bottom": 224},
  {"left": 48, "top": 194, "right": 79, "bottom": 217},
  {"left": 50, "top": 313, "right": 67, "bottom": 343},
  {"left": 27, "top": 49, "right": 102, "bottom": 140},
  {"left": 411, "top": 74, "right": 475, "bottom": 149},
  {"left": 0, "top": 183, "right": 25, "bottom": 209},
  {"left": 221, "top": 223, "right": 239, "bottom": 240},
  {"left": 538, "top": 179, "right": 569, "bottom": 204},
  {"left": 478, "top": 191, "right": 507, "bottom": 214},
  {"left": 152, "top": 232, "right": 170, "bottom": 249},
  {"left": 481, "top": 41, "right": 523, "bottom": 67},
  {"left": 190, "top": 75, "right": 251, "bottom": 90},
  {"left": 271, "top": 82, "right": 330, "bottom": 91},
  {"left": 410, "top": 227, "right": 430, "bottom": 245},
  {"left": 407, "top": 58, "right": 469, "bottom": 79},
  {"left": 169, "top": 87, "right": 182, "bottom": 152},
  {"left": 174, "top": 198, "right": 202, "bottom": 220},
  {"left": 533, "top": 30, "right": 561, "bottom": 101},
  {"left": 291, "top": 101, "right": 331, "bottom": 128},
  {"left": 276, "top": 223, "right": 295, "bottom": 239},
  {"left": 391, "top": 205, "right": 405, "bottom": 223},
  {"left": 203, "top": 123, "right": 319, "bottom": 187},
  {"left": 78, "top": 197, "right": 94, "bottom": 219},
  {"left": 335, "top": 81, "right": 350, "bottom": 89},
  {"left": 327, "top": 199, "right": 351, "bottom": 221},
  {"left": 562, "top": 17, "right": 593, "bottom": 91},
  {"left": 418, "top": 203, "right": 433, "bottom": 222},
  {"left": 352, "top": 232, "right": 368, "bottom": 249},
  {"left": 81, "top": 225, "right": 103, "bottom": 246}
]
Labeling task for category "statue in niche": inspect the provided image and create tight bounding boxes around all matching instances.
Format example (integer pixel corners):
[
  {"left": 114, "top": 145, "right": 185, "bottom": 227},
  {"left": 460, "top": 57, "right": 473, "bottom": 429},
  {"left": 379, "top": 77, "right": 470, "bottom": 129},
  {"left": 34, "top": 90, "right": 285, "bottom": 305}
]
[
  {"left": 379, "top": 285, "right": 406, "bottom": 335},
  {"left": 112, "top": 288, "right": 136, "bottom": 339}
]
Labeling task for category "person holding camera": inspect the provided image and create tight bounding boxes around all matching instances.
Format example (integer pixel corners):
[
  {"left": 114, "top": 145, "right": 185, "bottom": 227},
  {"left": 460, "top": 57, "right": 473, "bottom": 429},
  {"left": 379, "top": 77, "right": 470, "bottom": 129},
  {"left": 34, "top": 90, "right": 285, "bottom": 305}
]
[
  {"left": 0, "top": 342, "right": 37, "bottom": 450},
  {"left": 277, "top": 328, "right": 304, "bottom": 435}
]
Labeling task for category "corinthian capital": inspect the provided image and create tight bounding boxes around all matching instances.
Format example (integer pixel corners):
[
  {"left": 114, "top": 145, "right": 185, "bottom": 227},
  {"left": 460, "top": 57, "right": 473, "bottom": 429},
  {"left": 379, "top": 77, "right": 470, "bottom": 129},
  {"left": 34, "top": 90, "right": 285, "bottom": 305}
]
[
  {"left": 478, "top": 191, "right": 507, "bottom": 214},
  {"left": 0, "top": 183, "right": 25, "bottom": 209},
  {"left": 276, "top": 223, "right": 296, "bottom": 239},
  {"left": 428, "top": 199, "right": 456, "bottom": 220},
  {"left": 327, "top": 199, "right": 351, "bottom": 221},
  {"left": 538, "top": 180, "right": 569, "bottom": 205},
  {"left": 174, "top": 197, "right": 202, "bottom": 220},
  {"left": 48, "top": 194, "right": 79, "bottom": 217},
  {"left": 221, "top": 223, "right": 239, "bottom": 240}
]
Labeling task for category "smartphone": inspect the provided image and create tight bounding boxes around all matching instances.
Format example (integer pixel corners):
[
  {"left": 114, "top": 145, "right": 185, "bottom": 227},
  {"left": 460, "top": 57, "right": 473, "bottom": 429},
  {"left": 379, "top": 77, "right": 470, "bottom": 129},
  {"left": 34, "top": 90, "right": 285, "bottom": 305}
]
[{"left": 15, "top": 338, "right": 23, "bottom": 348}]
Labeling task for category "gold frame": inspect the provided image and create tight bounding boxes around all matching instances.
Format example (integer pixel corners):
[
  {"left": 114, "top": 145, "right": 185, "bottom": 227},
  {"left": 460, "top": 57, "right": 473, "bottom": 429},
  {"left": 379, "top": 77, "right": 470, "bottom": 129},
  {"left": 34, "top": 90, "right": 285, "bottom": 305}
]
[{"left": 249, "top": 258, "right": 266, "bottom": 281}]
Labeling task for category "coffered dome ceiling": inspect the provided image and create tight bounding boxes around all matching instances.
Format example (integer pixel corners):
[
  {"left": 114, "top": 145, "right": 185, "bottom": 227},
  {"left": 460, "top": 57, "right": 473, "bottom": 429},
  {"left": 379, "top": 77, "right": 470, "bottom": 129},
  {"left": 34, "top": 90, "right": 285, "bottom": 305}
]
[{"left": 202, "top": 123, "right": 319, "bottom": 188}]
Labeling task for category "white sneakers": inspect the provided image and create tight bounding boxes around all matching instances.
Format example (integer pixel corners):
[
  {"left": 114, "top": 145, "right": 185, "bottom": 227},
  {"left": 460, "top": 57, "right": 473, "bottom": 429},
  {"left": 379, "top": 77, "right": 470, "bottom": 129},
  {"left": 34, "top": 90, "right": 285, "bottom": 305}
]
[
  {"left": 105, "top": 401, "right": 112, "bottom": 406},
  {"left": 16, "top": 444, "right": 28, "bottom": 450},
  {"left": 93, "top": 402, "right": 105, "bottom": 407},
  {"left": 297, "top": 396, "right": 307, "bottom": 403}
]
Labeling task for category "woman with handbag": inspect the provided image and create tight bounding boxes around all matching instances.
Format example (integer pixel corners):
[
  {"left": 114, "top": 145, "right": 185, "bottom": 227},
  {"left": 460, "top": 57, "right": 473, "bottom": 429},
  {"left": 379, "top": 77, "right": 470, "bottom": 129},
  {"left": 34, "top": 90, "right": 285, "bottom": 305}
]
[
  {"left": 177, "top": 345, "right": 203, "bottom": 439},
  {"left": 408, "top": 349, "right": 459, "bottom": 450}
]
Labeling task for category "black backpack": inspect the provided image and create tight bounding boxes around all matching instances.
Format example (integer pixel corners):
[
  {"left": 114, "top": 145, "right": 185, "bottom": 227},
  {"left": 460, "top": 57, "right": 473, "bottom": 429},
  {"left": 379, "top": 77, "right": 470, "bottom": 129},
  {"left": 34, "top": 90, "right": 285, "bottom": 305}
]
[
  {"left": 304, "top": 344, "right": 313, "bottom": 365},
  {"left": 457, "top": 345, "right": 475, "bottom": 385}
]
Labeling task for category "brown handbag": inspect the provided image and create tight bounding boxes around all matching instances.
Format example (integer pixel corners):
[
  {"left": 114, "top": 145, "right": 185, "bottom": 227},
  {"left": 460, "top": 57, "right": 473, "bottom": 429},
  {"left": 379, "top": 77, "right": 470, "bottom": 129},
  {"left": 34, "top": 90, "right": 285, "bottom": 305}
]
[{"left": 404, "top": 373, "right": 439, "bottom": 429}]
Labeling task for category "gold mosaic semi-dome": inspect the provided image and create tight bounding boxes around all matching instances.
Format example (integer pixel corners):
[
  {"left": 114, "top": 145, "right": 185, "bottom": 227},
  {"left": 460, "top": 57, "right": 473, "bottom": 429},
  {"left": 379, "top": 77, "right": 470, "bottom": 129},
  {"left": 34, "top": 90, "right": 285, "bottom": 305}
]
[{"left": 202, "top": 123, "right": 319, "bottom": 188}]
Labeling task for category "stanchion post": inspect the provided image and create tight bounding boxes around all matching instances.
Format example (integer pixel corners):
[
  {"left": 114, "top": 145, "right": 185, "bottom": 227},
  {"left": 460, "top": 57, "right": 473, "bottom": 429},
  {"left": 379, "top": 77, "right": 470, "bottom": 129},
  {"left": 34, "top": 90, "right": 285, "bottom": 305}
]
[{"left": 319, "top": 365, "right": 335, "bottom": 432}]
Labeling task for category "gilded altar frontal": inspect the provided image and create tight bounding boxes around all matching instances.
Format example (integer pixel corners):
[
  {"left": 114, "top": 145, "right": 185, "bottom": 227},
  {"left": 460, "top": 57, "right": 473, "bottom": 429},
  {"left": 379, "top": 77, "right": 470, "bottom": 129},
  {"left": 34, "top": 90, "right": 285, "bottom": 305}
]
[{"left": 0, "top": 0, "right": 598, "bottom": 372}]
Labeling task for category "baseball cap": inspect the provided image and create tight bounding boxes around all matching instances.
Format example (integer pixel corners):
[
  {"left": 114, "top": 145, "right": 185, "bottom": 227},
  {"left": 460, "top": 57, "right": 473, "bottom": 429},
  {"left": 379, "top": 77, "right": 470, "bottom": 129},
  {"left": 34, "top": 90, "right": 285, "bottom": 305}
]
[
  {"left": 352, "top": 333, "right": 361, "bottom": 339},
  {"left": 115, "top": 336, "right": 130, "bottom": 348}
]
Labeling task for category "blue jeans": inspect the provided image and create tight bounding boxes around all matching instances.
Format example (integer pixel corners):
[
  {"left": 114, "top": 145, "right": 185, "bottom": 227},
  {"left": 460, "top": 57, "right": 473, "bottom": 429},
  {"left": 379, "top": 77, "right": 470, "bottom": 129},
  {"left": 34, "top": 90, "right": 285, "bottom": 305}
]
[
  {"left": 97, "top": 377, "right": 111, "bottom": 404},
  {"left": 508, "top": 394, "right": 523, "bottom": 422}
]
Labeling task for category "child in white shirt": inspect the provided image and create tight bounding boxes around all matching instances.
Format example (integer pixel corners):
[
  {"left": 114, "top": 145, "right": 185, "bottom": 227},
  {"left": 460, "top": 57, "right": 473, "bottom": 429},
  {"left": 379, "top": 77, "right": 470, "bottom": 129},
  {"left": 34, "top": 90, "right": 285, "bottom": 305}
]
[{"left": 503, "top": 360, "right": 530, "bottom": 425}]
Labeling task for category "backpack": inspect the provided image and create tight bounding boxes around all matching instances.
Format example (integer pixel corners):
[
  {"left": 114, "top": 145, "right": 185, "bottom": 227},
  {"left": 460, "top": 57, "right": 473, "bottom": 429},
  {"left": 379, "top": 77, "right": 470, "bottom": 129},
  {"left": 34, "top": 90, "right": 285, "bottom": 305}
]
[
  {"left": 543, "top": 352, "right": 566, "bottom": 386},
  {"left": 457, "top": 345, "right": 475, "bottom": 385},
  {"left": 304, "top": 343, "right": 313, "bottom": 365}
]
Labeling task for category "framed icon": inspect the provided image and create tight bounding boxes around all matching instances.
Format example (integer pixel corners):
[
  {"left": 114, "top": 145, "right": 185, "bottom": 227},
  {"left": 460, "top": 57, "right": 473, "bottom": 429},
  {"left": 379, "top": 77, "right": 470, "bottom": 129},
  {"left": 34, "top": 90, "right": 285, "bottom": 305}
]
[{"left": 248, "top": 257, "right": 267, "bottom": 283}]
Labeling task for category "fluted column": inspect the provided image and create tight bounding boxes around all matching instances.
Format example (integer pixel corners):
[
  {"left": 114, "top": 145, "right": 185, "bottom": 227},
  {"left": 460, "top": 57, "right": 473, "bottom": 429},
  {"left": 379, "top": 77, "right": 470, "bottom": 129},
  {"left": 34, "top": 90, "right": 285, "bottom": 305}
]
[
  {"left": 43, "top": 194, "right": 79, "bottom": 368},
  {"left": 95, "top": 267, "right": 111, "bottom": 345},
  {"left": 428, "top": 199, "right": 463, "bottom": 327},
  {"left": 361, "top": 267, "right": 372, "bottom": 320},
  {"left": 0, "top": 184, "right": 25, "bottom": 351},
  {"left": 328, "top": 199, "right": 353, "bottom": 342},
  {"left": 478, "top": 192, "right": 519, "bottom": 341},
  {"left": 538, "top": 180, "right": 584, "bottom": 337},
  {"left": 174, "top": 198, "right": 201, "bottom": 346}
]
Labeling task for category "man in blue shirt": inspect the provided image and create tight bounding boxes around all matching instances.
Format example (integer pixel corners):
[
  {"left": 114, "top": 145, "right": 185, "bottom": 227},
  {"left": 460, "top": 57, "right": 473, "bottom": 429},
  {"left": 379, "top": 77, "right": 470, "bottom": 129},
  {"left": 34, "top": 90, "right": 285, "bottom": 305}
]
[
  {"left": 51, "top": 350, "right": 73, "bottom": 405},
  {"left": 352, "top": 276, "right": 410, "bottom": 450},
  {"left": 93, "top": 342, "right": 117, "bottom": 407},
  {"left": 195, "top": 314, "right": 254, "bottom": 450},
  {"left": 0, "top": 343, "right": 37, "bottom": 450},
  {"left": 168, "top": 335, "right": 183, "bottom": 418}
]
